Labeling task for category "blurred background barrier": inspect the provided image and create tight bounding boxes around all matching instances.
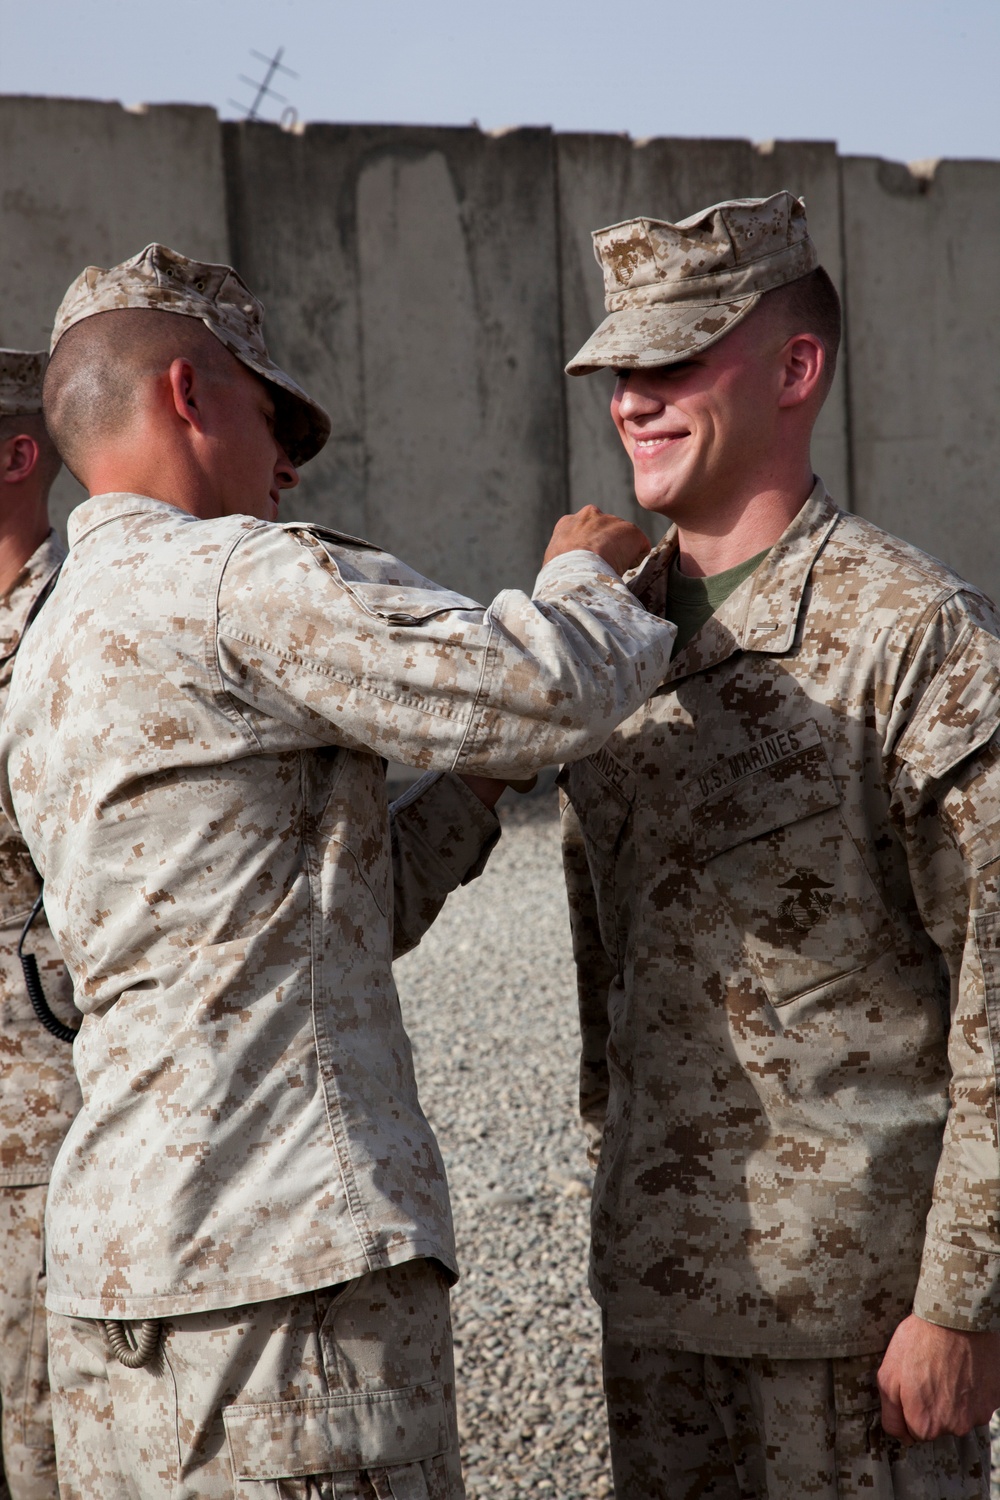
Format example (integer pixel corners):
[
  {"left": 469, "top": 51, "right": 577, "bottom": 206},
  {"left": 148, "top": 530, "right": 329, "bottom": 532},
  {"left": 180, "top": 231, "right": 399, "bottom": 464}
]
[{"left": 2, "top": 96, "right": 998, "bottom": 601}]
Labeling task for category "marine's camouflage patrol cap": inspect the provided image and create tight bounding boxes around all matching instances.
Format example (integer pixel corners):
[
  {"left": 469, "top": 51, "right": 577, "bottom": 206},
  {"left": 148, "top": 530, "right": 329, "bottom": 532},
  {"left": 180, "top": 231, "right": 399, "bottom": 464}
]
[
  {"left": 49, "top": 244, "right": 331, "bottom": 465},
  {"left": 0, "top": 348, "right": 47, "bottom": 418},
  {"left": 566, "top": 191, "right": 818, "bottom": 376}
]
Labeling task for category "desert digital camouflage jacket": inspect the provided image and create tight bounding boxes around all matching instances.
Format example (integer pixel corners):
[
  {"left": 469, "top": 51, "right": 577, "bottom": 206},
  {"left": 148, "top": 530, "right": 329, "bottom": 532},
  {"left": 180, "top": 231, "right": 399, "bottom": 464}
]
[
  {"left": 0, "top": 492, "right": 674, "bottom": 1319},
  {"left": 0, "top": 530, "right": 80, "bottom": 1188},
  {"left": 560, "top": 482, "right": 1000, "bottom": 1358}
]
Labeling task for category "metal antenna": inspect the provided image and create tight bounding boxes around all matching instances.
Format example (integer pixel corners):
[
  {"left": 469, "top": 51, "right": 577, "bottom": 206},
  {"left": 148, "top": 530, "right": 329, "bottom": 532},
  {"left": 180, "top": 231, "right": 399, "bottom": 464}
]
[{"left": 228, "top": 47, "right": 299, "bottom": 122}]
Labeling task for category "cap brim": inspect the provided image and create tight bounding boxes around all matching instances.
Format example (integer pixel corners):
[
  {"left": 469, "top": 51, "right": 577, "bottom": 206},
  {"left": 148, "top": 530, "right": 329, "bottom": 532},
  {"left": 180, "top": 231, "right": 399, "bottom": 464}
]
[
  {"left": 247, "top": 358, "right": 331, "bottom": 468},
  {"left": 205, "top": 326, "right": 331, "bottom": 467},
  {"left": 565, "top": 294, "right": 761, "bottom": 376}
]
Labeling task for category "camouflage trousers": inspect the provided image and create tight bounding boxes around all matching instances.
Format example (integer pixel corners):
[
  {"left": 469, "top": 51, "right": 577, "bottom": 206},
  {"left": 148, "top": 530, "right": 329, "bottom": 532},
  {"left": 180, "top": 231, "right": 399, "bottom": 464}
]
[
  {"left": 48, "top": 1256, "right": 464, "bottom": 1500},
  {"left": 603, "top": 1337, "right": 990, "bottom": 1499},
  {"left": 0, "top": 1185, "right": 59, "bottom": 1500}
]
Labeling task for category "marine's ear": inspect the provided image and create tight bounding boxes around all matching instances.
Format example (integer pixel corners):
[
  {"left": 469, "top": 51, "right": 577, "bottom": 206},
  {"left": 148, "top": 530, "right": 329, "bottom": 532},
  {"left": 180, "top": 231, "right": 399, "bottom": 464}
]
[
  {"left": 777, "top": 333, "right": 826, "bottom": 410},
  {"left": 0, "top": 433, "right": 41, "bottom": 486},
  {"left": 166, "top": 358, "right": 205, "bottom": 432}
]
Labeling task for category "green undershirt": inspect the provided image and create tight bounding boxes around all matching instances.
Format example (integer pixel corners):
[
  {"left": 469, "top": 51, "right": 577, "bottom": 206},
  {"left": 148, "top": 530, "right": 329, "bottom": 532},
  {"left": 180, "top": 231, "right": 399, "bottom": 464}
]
[{"left": 666, "top": 546, "right": 772, "bottom": 658}]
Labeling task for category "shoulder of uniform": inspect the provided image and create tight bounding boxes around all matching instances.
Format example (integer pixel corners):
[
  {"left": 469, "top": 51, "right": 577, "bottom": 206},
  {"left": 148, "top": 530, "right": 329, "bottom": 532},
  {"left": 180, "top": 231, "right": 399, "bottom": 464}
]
[
  {"left": 275, "top": 520, "right": 380, "bottom": 551},
  {"left": 821, "top": 510, "right": 995, "bottom": 618},
  {"left": 893, "top": 618, "right": 1000, "bottom": 783},
  {"left": 222, "top": 518, "right": 381, "bottom": 577}
]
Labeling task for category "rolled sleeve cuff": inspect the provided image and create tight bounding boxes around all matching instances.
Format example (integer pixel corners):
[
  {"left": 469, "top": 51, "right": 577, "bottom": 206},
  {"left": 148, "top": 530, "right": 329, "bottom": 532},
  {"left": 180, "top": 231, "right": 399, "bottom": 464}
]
[
  {"left": 531, "top": 549, "right": 623, "bottom": 598},
  {"left": 913, "top": 1235, "right": 1000, "bottom": 1332}
]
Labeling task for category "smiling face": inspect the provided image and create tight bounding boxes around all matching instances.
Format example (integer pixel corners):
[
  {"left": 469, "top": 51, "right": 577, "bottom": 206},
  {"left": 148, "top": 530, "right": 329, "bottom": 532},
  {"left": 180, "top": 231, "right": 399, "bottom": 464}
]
[{"left": 610, "top": 308, "right": 789, "bottom": 527}]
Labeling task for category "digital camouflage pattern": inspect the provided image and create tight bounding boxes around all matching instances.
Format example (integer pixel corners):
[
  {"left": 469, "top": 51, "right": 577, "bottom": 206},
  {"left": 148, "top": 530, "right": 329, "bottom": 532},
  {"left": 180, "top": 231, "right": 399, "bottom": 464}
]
[
  {"left": 0, "top": 529, "right": 80, "bottom": 1188},
  {"left": 560, "top": 482, "right": 1000, "bottom": 1357},
  {"left": 565, "top": 192, "right": 817, "bottom": 376},
  {"left": 49, "top": 1256, "right": 463, "bottom": 1500},
  {"left": 0, "top": 531, "right": 79, "bottom": 1500},
  {"left": 0, "top": 1186, "right": 59, "bottom": 1500},
  {"left": 0, "top": 352, "right": 46, "bottom": 419},
  {"left": 390, "top": 771, "right": 500, "bottom": 959},
  {"left": 602, "top": 1339, "right": 990, "bottom": 1499},
  {"left": 0, "top": 492, "right": 675, "bottom": 1320},
  {"left": 50, "top": 244, "right": 331, "bottom": 465}
]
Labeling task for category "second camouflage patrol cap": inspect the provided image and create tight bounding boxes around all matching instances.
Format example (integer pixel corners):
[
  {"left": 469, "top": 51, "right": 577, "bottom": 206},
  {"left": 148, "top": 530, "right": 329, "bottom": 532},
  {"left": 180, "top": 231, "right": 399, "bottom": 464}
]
[
  {"left": 49, "top": 244, "right": 331, "bottom": 465},
  {"left": 0, "top": 349, "right": 47, "bottom": 419},
  {"left": 566, "top": 191, "right": 818, "bottom": 376}
]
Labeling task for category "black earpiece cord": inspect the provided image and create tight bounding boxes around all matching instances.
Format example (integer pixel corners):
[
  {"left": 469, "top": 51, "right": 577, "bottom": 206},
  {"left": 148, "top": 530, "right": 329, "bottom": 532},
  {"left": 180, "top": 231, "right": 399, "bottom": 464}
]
[{"left": 18, "top": 893, "right": 79, "bottom": 1045}]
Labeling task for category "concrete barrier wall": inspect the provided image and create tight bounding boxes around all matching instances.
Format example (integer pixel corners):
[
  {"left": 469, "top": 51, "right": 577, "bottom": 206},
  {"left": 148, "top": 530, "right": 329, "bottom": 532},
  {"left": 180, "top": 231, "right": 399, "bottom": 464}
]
[
  {"left": 2, "top": 97, "right": 999, "bottom": 599},
  {"left": 842, "top": 156, "right": 1000, "bottom": 598},
  {"left": 0, "top": 97, "right": 231, "bottom": 537},
  {"left": 223, "top": 121, "right": 565, "bottom": 602}
]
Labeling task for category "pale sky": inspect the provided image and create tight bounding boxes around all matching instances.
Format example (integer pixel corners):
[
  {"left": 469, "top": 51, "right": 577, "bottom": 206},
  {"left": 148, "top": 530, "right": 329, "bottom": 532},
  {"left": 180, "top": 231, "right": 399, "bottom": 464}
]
[{"left": 1, "top": 0, "right": 998, "bottom": 164}]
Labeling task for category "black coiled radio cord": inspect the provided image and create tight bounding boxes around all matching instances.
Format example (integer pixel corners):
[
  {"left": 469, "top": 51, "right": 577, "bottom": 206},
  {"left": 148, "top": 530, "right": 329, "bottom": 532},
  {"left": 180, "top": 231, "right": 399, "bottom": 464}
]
[{"left": 18, "top": 893, "right": 79, "bottom": 1045}]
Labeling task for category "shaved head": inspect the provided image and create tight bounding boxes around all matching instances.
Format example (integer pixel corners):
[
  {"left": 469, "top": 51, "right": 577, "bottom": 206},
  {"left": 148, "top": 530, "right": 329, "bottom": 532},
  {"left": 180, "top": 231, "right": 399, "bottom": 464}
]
[{"left": 43, "top": 309, "right": 243, "bottom": 482}]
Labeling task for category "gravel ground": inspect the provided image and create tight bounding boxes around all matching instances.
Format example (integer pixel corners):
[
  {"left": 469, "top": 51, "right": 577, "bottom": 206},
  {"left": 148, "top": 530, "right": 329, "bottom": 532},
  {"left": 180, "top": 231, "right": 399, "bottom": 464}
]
[{"left": 394, "top": 791, "right": 611, "bottom": 1500}]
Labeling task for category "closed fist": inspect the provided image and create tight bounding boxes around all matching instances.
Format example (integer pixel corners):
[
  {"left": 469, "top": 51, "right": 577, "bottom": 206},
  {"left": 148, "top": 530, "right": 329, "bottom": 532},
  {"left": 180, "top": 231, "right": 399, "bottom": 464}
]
[{"left": 543, "top": 505, "right": 652, "bottom": 577}]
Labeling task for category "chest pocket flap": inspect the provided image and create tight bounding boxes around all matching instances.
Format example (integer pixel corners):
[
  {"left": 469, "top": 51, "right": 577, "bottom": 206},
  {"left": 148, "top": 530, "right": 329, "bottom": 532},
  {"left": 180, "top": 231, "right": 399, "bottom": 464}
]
[
  {"left": 687, "top": 720, "right": 839, "bottom": 860},
  {"left": 688, "top": 721, "right": 892, "bottom": 1005},
  {"left": 559, "top": 746, "right": 637, "bottom": 854}
]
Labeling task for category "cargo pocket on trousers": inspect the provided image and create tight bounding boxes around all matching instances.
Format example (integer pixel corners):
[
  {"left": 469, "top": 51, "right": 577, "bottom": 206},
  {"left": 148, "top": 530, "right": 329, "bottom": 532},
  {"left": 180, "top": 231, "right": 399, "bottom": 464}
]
[
  {"left": 222, "top": 1380, "right": 448, "bottom": 1484},
  {"left": 831, "top": 1351, "right": 906, "bottom": 1493}
]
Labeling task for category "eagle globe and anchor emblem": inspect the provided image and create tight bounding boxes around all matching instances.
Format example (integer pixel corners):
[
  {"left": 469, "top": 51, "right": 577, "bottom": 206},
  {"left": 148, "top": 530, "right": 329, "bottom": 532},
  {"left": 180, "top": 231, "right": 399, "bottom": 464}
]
[{"left": 777, "top": 868, "right": 835, "bottom": 934}]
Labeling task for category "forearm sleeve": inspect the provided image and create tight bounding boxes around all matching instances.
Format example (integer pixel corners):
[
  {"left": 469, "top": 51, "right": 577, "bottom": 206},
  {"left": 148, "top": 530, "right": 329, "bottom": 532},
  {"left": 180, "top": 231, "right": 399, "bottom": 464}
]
[
  {"left": 217, "top": 528, "right": 675, "bottom": 777},
  {"left": 390, "top": 772, "right": 501, "bottom": 960},
  {"left": 890, "top": 613, "right": 1000, "bottom": 1329}
]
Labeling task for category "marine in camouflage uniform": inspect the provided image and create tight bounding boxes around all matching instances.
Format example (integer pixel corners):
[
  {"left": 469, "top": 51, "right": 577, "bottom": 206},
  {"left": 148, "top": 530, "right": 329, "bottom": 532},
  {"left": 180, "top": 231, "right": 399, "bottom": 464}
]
[
  {"left": 0, "top": 349, "right": 80, "bottom": 1500},
  {"left": 0, "top": 246, "right": 676, "bottom": 1500},
  {"left": 559, "top": 195, "right": 1000, "bottom": 1497}
]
